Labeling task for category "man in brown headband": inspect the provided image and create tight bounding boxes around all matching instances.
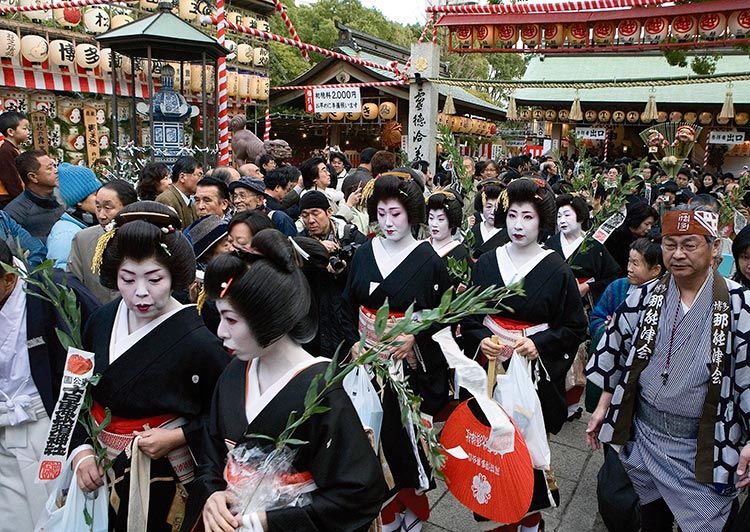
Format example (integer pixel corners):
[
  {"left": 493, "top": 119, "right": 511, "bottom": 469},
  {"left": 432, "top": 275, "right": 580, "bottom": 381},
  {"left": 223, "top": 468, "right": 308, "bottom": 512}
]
[{"left": 585, "top": 207, "right": 750, "bottom": 531}]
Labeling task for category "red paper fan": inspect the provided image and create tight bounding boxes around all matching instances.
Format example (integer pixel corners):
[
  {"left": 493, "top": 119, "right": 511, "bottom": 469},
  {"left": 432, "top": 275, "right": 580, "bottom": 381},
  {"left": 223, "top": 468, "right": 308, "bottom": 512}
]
[{"left": 440, "top": 399, "right": 534, "bottom": 523}]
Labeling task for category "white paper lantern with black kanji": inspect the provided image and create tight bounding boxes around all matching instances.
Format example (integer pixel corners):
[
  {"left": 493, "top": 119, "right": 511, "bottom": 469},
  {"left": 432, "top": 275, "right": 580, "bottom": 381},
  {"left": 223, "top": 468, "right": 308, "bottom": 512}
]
[
  {"left": 698, "top": 13, "right": 726, "bottom": 39},
  {"left": 238, "top": 74, "right": 251, "bottom": 98},
  {"left": 48, "top": 39, "right": 75, "bottom": 67},
  {"left": 83, "top": 8, "right": 110, "bottom": 34},
  {"left": 237, "top": 43, "right": 252, "bottom": 64},
  {"left": 53, "top": 7, "right": 81, "bottom": 27},
  {"left": 227, "top": 11, "right": 243, "bottom": 27},
  {"left": 75, "top": 43, "right": 99, "bottom": 69},
  {"left": 256, "top": 77, "right": 269, "bottom": 101},
  {"left": 253, "top": 47, "right": 269, "bottom": 68},
  {"left": 0, "top": 30, "right": 20, "bottom": 58},
  {"left": 224, "top": 39, "right": 237, "bottom": 60},
  {"left": 110, "top": 14, "right": 132, "bottom": 29},
  {"left": 178, "top": 0, "right": 198, "bottom": 21},
  {"left": 227, "top": 72, "right": 238, "bottom": 97},
  {"left": 257, "top": 19, "right": 269, "bottom": 32},
  {"left": 99, "top": 48, "right": 114, "bottom": 73},
  {"left": 140, "top": 0, "right": 158, "bottom": 11},
  {"left": 20, "top": 34, "right": 48, "bottom": 63},
  {"left": 243, "top": 15, "right": 257, "bottom": 28}
]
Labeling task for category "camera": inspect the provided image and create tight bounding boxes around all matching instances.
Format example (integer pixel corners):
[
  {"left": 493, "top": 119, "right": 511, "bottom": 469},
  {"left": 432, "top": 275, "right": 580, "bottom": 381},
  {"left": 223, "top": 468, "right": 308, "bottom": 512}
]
[{"left": 329, "top": 242, "right": 360, "bottom": 273}]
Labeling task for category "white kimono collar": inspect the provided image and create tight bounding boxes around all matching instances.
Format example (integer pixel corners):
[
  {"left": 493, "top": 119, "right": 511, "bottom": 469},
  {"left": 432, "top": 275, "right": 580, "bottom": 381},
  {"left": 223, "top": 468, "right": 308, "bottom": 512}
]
[
  {"left": 496, "top": 244, "right": 554, "bottom": 286},
  {"left": 109, "top": 299, "right": 186, "bottom": 364},
  {"left": 371, "top": 237, "right": 422, "bottom": 285},
  {"left": 479, "top": 222, "right": 501, "bottom": 243},
  {"left": 429, "top": 238, "right": 461, "bottom": 258},
  {"left": 560, "top": 233, "right": 584, "bottom": 259}
]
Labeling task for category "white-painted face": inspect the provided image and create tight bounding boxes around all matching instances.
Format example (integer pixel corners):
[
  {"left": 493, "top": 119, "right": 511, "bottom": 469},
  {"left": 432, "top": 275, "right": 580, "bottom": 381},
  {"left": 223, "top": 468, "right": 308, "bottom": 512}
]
[
  {"left": 507, "top": 201, "right": 540, "bottom": 248},
  {"left": 483, "top": 198, "right": 496, "bottom": 225},
  {"left": 428, "top": 208, "right": 451, "bottom": 241},
  {"left": 117, "top": 258, "right": 173, "bottom": 324},
  {"left": 557, "top": 205, "right": 581, "bottom": 236},
  {"left": 215, "top": 298, "right": 261, "bottom": 361},
  {"left": 377, "top": 198, "right": 410, "bottom": 242}
]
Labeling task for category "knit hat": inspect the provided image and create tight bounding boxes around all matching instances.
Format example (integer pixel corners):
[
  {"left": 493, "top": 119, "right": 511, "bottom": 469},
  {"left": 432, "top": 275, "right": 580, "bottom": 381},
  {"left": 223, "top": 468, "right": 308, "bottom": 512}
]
[
  {"left": 299, "top": 190, "right": 330, "bottom": 212},
  {"left": 58, "top": 163, "right": 101, "bottom": 207},
  {"left": 228, "top": 177, "right": 265, "bottom": 196},
  {"left": 185, "top": 215, "right": 229, "bottom": 260}
]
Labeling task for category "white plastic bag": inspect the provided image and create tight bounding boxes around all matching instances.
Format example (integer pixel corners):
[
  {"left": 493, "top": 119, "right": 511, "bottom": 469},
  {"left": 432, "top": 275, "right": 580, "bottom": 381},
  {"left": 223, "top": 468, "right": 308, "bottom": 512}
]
[
  {"left": 35, "top": 457, "right": 108, "bottom": 532},
  {"left": 492, "top": 353, "right": 551, "bottom": 469},
  {"left": 342, "top": 365, "right": 384, "bottom": 448}
]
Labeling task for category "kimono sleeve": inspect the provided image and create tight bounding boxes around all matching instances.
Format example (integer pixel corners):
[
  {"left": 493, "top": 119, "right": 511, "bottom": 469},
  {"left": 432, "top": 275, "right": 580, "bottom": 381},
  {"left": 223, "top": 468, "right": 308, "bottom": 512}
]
[
  {"left": 266, "top": 388, "right": 387, "bottom": 532},
  {"left": 589, "top": 278, "right": 626, "bottom": 339},
  {"left": 459, "top": 255, "right": 496, "bottom": 359},
  {"left": 590, "top": 244, "right": 622, "bottom": 298}
]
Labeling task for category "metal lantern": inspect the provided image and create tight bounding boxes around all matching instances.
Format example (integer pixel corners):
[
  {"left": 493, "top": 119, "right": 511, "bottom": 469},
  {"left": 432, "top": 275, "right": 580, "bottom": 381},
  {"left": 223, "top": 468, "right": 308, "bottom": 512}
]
[
  {"left": 699, "top": 13, "right": 726, "bottom": 39},
  {"left": 149, "top": 64, "right": 193, "bottom": 163}
]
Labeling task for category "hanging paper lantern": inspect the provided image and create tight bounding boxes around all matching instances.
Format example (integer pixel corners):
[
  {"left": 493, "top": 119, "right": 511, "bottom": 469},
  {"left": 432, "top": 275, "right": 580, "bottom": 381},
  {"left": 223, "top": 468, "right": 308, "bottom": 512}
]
[
  {"left": 699, "top": 111, "right": 713, "bottom": 125},
  {"left": 558, "top": 109, "right": 569, "bottom": 122},
  {"left": 226, "top": 71, "right": 238, "bottom": 97},
  {"left": 190, "top": 64, "right": 205, "bottom": 93},
  {"left": 379, "top": 102, "right": 397, "bottom": 120},
  {"left": 459, "top": 117, "right": 473, "bottom": 133},
  {"left": 0, "top": 30, "right": 20, "bottom": 58},
  {"left": 520, "top": 24, "right": 541, "bottom": 47},
  {"left": 237, "top": 44, "right": 253, "bottom": 64},
  {"left": 243, "top": 15, "right": 257, "bottom": 28},
  {"left": 699, "top": 13, "right": 726, "bottom": 39},
  {"left": 494, "top": 24, "right": 517, "bottom": 48},
  {"left": 598, "top": 110, "right": 611, "bottom": 122},
  {"left": 467, "top": 119, "right": 480, "bottom": 135},
  {"left": 313, "top": 112, "right": 328, "bottom": 120},
  {"left": 329, "top": 112, "right": 345, "bottom": 121},
  {"left": 449, "top": 115, "right": 461, "bottom": 132},
  {"left": 178, "top": 0, "right": 198, "bottom": 21},
  {"left": 543, "top": 24, "right": 564, "bottom": 48},
  {"left": 362, "top": 103, "right": 378, "bottom": 120},
  {"left": 593, "top": 21, "right": 616, "bottom": 45},
  {"left": 19, "top": 0, "right": 51, "bottom": 22},
  {"left": 671, "top": 15, "right": 697, "bottom": 41},
  {"left": 246, "top": 75, "right": 259, "bottom": 99},
  {"left": 728, "top": 11, "right": 750, "bottom": 37},
  {"left": 238, "top": 74, "right": 251, "bottom": 99},
  {"left": 612, "top": 110, "right": 625, "bottom": 123},
  {"left": 253, "top": 47, "right": 269, "bottom": 68},
  {"left": 567, "top": 23, "right": 589, "bottom": 46},
  {"left": 627, "top": 110, "right": 640, "bottom": 123},
  {"left": 225, "top": 11, "right": 242, "bottom": 27},
  {"left": 83, "top": 8, "right": 110, "bottom": 33},
  {"left": 474, "top": 25, "right": 494, "bottom": 48},
  {"left": 617, "top": 19, "right": 641, "bottom": 45},
  {"left": 716, "top": 115, "right": 730, "bottom": 125},
  {"left": 99, "top": 48, "right": 114, "bottom": 73},
  {"left": 75, "top": 43, "right": 99, "bottom": 69},
  {"left": 584, "top": 109, "right": 597, "bottom": 122},
  {"left": 736, "top": 112, "right": 749, "bottom": 126},
  {"left": 110, "top": 14, "right": 132, "bottom": 29},
  {"left": 139, "top": 0, "right": 158, "bottom": 10},
  {"left": 53, "top": 7, "right": 81, "bottom": 27},
  {"left": 657, "top": 111, "right": 668, "bottom": 122},
  {"left": 256, "top": 77, "right": 269, "bottom": 101},
  {"left": 224, "top": 39, "right": 237, "bottom": 59},
  {"left": 257, "top": 19, "right": 270, "bottom": 33},
  {"left": 48, "top": 39, "right": 75, "bottom": 67},
  {"left": 669, "top": 111, "right": 683, "bottom": 122},
  {"left": 437, "top": 113, "right": 448, "bottom": 127},
  {"left": 544, "top": 109, "right": 557, "bottom": 121},
  {"left": 21, "top": 35, "right": 49, "bottom": 63},
  {"left": 683, "top": 112, "right": 697, "bottom": 123},
  {"left": 531, "top": 108, "right": 544, "bottom": 121},
  {"left": 345, "top": 111, "right": 361, "bottom": 121},
  {"left": 643, "top": 17, "right": 669, "bottom": 43},
  {"left": 454, "top": 26, "right": 473, "bottom": 48}
]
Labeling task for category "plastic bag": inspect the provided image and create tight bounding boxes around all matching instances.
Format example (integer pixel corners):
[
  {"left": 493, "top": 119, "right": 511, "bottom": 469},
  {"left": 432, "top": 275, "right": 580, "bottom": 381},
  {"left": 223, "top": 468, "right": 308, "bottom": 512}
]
[
  {"left": 35, "top": 457, "right": 108, "bottom": 532},
  {"left": 342, "top": 365, "right": 384, "bottom": 448},
  {"left": 224, "top": 444, "right": 316, "bottom": 531},
  {"left": 493, "top": 353, "right": 551, "bottom": 469}
]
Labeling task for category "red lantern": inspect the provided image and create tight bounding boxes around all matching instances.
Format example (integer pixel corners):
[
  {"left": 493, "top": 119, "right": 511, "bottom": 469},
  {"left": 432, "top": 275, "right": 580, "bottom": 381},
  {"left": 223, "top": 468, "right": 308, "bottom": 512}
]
[
  {"left": 474, "top": 25, "right": 494, "bottom": 48},
  {"left": 644, "top": 17, "right": 669, "bottom": 43},
  {"left": 543, "top": 24, "right": 564, "bottom": 47},
  {"left": 671, "top": 15, "right": 697, "bottom": 41},
  {"left": 494, "top": 25, "right": 518, "bottom": 48},
  {"left": 489, "top": 124, "right": 497, "bottom": 135},
  {"left": 566, "top": 23, "right": 589, "bottom": 46},
  {"left": 728, "top": 10, "right": 750, "bottom": 37},
  {"left": 618, "top": 19, "right": 641, "bottom": 44},
  {"left": 698, "top": 13, "right": 726, "bottom": 39},
  {"left": 593, "top": 21, "right": 615, "bottom": 45},
  {"left": 455, "top": 25, "right": 474, "bottom": 48},
  {"left": 520, "top": 24, "right": 541, "bottom": 47}
]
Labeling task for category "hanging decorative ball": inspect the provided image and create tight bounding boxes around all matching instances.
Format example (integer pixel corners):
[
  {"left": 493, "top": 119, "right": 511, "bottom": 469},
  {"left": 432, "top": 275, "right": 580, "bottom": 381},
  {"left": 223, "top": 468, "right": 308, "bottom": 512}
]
[
  {"left": 543, "top": 24, "right": 564, "bottom": 47},
  {"left": 381, "top": 121, "right": 402, "bottom": 149},
  {"left": 736, "top": 112, "right": 749, "bottom": 126},
  {"left": 48, "top": 39, "right": 75, "bottom": 67},
  {"left": 598, "top": 110, "right": 611, "bottom": 122},
  {"left": 728, "top": 10, "right": 750, "bottom": 37},
  {"left": 584, "top": 109, "right": 598, "bottom": 122},
  {"left": 345, "top": 111, "right": 361, "bottom": 121},
  {"left": 474, "top": 25, "right": 494, "bottom": 48},
  {"left": 698, "top": 13, "right": 726, "bottom": 39},
  {"left": 19, "top": 0, "right": 51, "bottom": 23},
  {"left": 83, "top": 8, "right": 110, "bottom": 34},
  {"left": 592, "top": 21, "right": 616, "bottom": 45},
  {"left": 110, "top": 14, "right": 132, "bottom": 29},
  {"left": 21, "top": 34, "right": 49, "bottom": 63},
  {"left": 567, "top": 23, "right": 589, "bottom": 46},
  {"left": 454, "top": 26, "right": 473, "bottom": 48},
  {"left": 489, "top": 124, "right": 497, "bottom": 135},
  {"left": 494, "top": 24, "right": 517, "bottom": 48},
  {"left": 617, "top": 19, "right": 641, "bottom": 45},
  {"left": 0, "top": 30, "right": 20, "bottom": 58},
  {"left": 558, "top": 109, "right": 569, "bottom": 122},
  {"left": 544, "top": 109, "right": 557, "bottom": 121},
  {"left": 612, "top": 110, "right": 625, "bottom": 123},
  {"left": 379, "top": 102, "right": 397, "bottom": 120},
  {"left": 53, "top": 7, "right": 81, "bottom": 27},
  {"left": 626, "top": 110, "right": 640, "bottom": 123},
  {"left": 643, "top": 17, "right": 669, "bottom": 43},
  {"left": 362, "top": 103, "right": 379, "bottom": 120},
  {"left": 520, "top": 24, "right": 541, "bottom": 47},
  {"left": 329, "top": 112, "right": 345, "bottom": 121},
  {"left": 683, "top": 112, "right": 697, "bottom": 123},
  {"left": 671, "top": 15, "right": 697, "bottom": 41},
  {"left": 74, "top": 43, "right": 99, "bottom": 69},
  {"left": 699, "top": 111, "right": 713, "bottom": 125},
  {"left": 237, "top": 44, "right": 252, "bottom": 64},
  {"left": 253, "top": 47, "right": 269, "bottom": 68}
]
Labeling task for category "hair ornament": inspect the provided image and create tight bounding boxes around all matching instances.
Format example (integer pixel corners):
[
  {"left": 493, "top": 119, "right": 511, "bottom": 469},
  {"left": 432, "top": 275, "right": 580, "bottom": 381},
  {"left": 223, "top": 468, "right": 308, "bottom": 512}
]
[
  {"left": 91, "top": 225, "right": 117, "bottom": 274},
  {"left": 499, "top": 189, "right": 510, "bottom": 211},
  {"left": 533, "top": 178, "right": 546, "bottom": 188},
  {"left": 196, "top": 284, "right": 207, "bottom": 315},
  {"left": 219, "top": 277, "right": 234, "bottom": 298},
  {"left": 160, "top": 242, "right": 172, "bottom": 257},
  {"left": 359, "top": 177, "right": 377, "bottom": 208},
  {"left": 425, "top": 188, "right": 457, "bottom": 204},
  {"left": 160, "top": 225, "right": 176, "bottom": 234}
]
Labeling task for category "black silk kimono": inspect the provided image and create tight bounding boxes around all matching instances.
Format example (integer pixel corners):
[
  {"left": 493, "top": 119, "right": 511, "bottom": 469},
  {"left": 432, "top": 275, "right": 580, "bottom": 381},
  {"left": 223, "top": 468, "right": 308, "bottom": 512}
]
[
  {"left": 431, "top": 240, "right": 471, "bottom": 287},
  {"left": 461, "top": 248, "right": 587, "bottom": 434},
  {"left": 340, "top": 239, "right": 453, "bottom": 493},
  {"left": 72, "top": 299, "right": 230, "bottom": 532},
  {"left": 184, "top": 359, "right": 386, "bottom": 532},
  {"left": 471, "top": 222, "right": 510, "bottom": 259},
  {"left": 546, "top": 233, "right": 621, "bottom": 304}
]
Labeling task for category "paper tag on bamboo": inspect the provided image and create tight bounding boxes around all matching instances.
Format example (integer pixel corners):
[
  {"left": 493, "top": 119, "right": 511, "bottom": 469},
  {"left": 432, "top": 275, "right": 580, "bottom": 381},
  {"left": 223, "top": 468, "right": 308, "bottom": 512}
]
[
  {"left": 36, "top": 347, "right": 95, "bottom": 483},
  {"left": 592, "top": 205, "right": 627, "bottom": 244},
  {"left": 83, "top": 106, "right": 100, "bottom": 166}
]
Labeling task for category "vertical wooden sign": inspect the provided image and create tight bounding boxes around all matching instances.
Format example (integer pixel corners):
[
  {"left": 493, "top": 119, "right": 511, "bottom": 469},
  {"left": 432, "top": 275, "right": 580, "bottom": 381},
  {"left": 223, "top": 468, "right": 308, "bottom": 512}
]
[
  {"left": 30, "top": 111, "right": 49, "bottom": 153},
  {"left": 83, "top": 106, "right": 100, "bottom": 165}
]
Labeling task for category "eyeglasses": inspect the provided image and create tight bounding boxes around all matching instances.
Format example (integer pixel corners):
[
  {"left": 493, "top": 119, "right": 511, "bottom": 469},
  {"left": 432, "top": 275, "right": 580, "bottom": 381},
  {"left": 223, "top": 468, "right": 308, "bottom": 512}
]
[{"left": 662, "top": 240, "right": 706, "bottom": 253}]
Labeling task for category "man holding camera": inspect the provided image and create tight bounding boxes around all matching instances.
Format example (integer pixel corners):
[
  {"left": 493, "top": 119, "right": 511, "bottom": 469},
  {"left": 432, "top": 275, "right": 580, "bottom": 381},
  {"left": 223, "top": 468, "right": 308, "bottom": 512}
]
[{"left": 299, "top": 190, "right": 367, "bottom": 357}]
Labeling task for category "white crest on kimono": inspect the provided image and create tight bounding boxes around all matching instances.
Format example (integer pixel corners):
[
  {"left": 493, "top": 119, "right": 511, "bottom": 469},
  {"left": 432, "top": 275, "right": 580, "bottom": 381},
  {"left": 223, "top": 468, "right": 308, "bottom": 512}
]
[
  {"left": 192, "top": 375, "right": 200, "bottom": 383},
  {"left": 471, "top": 473, "right": 491, "bottom": 504}
]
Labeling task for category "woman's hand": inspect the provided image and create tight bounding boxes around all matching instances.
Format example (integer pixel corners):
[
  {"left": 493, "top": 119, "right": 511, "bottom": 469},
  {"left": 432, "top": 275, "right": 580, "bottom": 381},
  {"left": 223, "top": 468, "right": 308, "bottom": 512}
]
[
  {"left": 134, "top": 427, "right": 185, "bottom": 460},
  {"left": 578, "top": 282, "right": 591, "bottom": 297},
  {"left": 203, "top": 491, "right": 239, "bottom": 532},
  {"left": 480, "top": 336, "right": 508, "bottom": 361},
  {"left": 514, "top": 337, "right": 539, "bottom": 360},
  {"left": 346, "top": 189, "right": 362, "bottom": 208},
  {"left": 73, "top": 449, "right": 105, "bottom": 492},
  {"left": 736, "top": 443, "right": 750, "bottom": 489},
  {"left": 391, "top": 334, "right": 416, "bottom": 362}
]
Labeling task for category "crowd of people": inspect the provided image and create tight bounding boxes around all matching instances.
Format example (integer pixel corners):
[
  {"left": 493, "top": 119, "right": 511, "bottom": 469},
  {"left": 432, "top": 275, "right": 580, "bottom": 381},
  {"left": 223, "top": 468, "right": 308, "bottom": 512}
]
[{"left": 0, "top": 107, "right": 749, "bottom": 532}]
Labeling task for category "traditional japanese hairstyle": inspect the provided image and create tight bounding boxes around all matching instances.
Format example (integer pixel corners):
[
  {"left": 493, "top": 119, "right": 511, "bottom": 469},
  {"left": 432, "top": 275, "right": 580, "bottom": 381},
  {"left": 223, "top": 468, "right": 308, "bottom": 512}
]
[
  {"left": 94, "top": 201, "right": 196, "bottom": 291},
  {"left": 494, "top": 177, "right": 557, "bottom": 242},
  {"left": 555, "top": 193, "right": 592, "bottom": 230},
  {"left": 364, "top": 167, "right": 426, "bottom": 225},
  {"left": 426, "top": 188, "right": 464, "bottom": 234},
  {"left": 204, "top": 229, "right": 318, "bottom": 348}
]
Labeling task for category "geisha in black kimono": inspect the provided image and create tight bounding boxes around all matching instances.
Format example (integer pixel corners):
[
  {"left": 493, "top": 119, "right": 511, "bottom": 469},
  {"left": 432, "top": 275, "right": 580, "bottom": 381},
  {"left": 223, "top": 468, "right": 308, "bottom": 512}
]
[
  {"left": 69, "top": 201, "right": 229, "bottom": 532},
  {"left": 461, "top": 178, "right": 586, "bottom": 532},
  {"left": 425, "top": 189, "right": 470, "bottom": 287},
  {"left": 341, "top": 169, "right": 453, "bottom": 532},
  {"left": 471, "top": 181, "right": 509, "bottom": 259},
  {"left": 185, "top": 229, "right": 386, "bottom": 532}
]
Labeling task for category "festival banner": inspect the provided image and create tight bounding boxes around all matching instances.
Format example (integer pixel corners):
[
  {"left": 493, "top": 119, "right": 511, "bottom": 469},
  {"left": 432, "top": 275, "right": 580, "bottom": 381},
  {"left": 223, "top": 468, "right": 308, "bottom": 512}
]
[
  {"left": 592, "top": 205, "right": 627, "bottom": 244},
  {"left": 304, "top": 87, "right": 361, "bottom": 114}
]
